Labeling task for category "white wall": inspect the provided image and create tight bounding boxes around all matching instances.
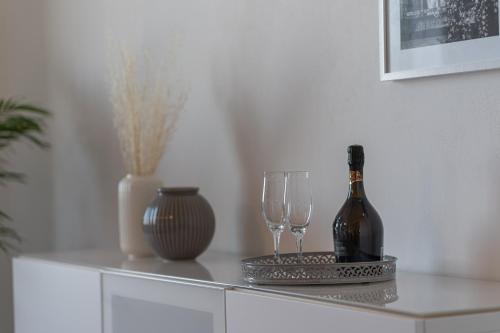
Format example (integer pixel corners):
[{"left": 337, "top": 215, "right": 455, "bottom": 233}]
[
  {"left": 44, "top": 0, "right": 500, "bottom": 278},
  {"left": 0, "top": 1, "right": 53, "bottom": 332},
  {"left": 3, "top": 0, "right": 500, "bottom": 331}
]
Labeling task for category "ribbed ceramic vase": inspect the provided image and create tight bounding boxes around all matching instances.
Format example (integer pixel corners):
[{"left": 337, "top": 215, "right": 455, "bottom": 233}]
[
  {"left": 143, "top": 187, "right": 215, "bottom": 260},
  {"left": 118, "top": 174, "right": 162, "bottom": 259}
]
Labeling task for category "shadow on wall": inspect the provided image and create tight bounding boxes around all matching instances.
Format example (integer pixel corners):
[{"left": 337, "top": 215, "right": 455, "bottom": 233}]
[
  {"left": 50, "top": 68, "right": 121, "bottom": 250},
  {"left": 474, "top": 160, "right": 500, "bottom": 280},
  {"left": 208, "top": 2, "right": 335, "bottom": 255},
  {"left": 211, "top": 68, "right": 273, "bottom": 255}
]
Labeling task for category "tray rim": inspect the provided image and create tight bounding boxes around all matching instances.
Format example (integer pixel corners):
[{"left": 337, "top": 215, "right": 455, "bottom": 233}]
[
  {"left": 241, "top": 251, "right": 397, "bottom": 285},
  {"left": 243, "top": 275, "right": 396, "bottom": 285},
  {"left": 241, "top": 251, "right": 398, "bottom": 267}
]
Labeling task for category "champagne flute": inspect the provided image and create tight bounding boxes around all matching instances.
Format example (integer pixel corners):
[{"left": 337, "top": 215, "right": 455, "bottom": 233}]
[
  {"left": 285, "top": 171, "right": 312, "bottom": 262},
  {"left": 261, "top": 171, "right": 287, "bottom": 260}
]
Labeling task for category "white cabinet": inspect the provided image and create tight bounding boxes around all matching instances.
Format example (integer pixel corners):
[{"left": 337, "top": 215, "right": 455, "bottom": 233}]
[
  {"left": 12, "top": 251, "right": 500, "bottom": 333},
  {"left": 102, "top": 272, "right": 226, "bottom": 333},
  {"left": 226, "top": 289, "right": 420, "bottom": 333},
  {"left": 13, "top": 258, "right": 101, "bottom": 333},
  {"left": 226, "top": 289, "right": 500, "bottom": 333}
]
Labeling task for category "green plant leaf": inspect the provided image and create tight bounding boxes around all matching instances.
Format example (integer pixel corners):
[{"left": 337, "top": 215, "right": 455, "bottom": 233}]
[
  {"left": 0, "top": 98, "right": 50, "bottom": 116},
  {"left": 0, "top": 98, "right": 51, "bottom": 254},
  {"left": 0, "top": 226, "right": 21, "bottom": 242},
  {"left": 0, "top": 210, "right": 21, "bottom": 254},
  {"left": 0, "top": 116, "right": 43, "bottom": 132},
  {"left": 0, "top": 240, "right": 19, "bottom": 254},
  {"left": 0, "top": 171, "right": 25, "bottom": 185},
  {"left": 0, "top": 211, "right": 12, "bottom": 221},
  {"left": 20, "top": 133, "right": 50, "bottom": 148},
  {"left": 9, "top": 103, "right": 50, "bottom": 116},
  {"left": 0, "top": 114, "right": 49, "bottom": 149},
  {"left": 0, "top": 242, "right": 8, "bottom": 254},
  {"left": 0, "top": 98, "right": 50, "bottom": 254}
]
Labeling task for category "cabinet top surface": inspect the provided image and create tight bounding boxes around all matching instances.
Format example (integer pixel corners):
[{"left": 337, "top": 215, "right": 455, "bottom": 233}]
[{"left": 18, "top": 249, "right": 500, "bottom": 318}]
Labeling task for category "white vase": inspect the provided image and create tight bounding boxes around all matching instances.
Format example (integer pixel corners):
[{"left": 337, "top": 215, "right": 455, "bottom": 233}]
[{"left": 118, "top": 174, "right": 162, "bottom": 259}]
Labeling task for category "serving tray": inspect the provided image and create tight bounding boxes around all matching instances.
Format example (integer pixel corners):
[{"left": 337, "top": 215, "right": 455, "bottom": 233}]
[{"left": 241, "top": 252, "right": 397, "bottom": 285}]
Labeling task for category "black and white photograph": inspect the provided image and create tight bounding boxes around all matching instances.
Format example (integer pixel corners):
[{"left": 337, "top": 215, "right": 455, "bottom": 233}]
[
  {"left": 381, "top": 0, "right": 500, "bottom": 80},
  {"left": 400, "top": 0, "right": 499, "bottom": 49}
]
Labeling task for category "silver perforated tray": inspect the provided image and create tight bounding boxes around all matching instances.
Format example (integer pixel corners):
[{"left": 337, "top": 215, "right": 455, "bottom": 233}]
[{"left": 241, "top": 252, "right": 397, "bottom": 285}]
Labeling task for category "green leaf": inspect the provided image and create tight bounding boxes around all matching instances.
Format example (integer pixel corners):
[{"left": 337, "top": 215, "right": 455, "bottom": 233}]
[
  {"left": 0, "top": 114, "right": 49, "bottom": 149},
  {"left": 0, "top": 171, "right": 25, "bottom": 184},
  {"left": 0, "top": 226, "right": 21, "bottom": 242},
  {"left": 0, "top": 97, "right": 48, "bottom": 254},
  {"left": 0, "top": 116, "right": 43, "bottom": 132},
  {"left": 0, "top": 211, "right": 21, "bottom": 255},
  {"left": 0, "top": 211, "right": 12, "bottom": 221},
  {"left": 0, "top": 242, "right": 8, "bottom": 254},
  {"left": 0, "top": 98, "right": 50, "bottom": 116},
  {"left": 9, "top": 104, "right": 50, "bottom": 116},
  {"left": 21, "top": 133, "right": 50, "bottom": 148},
  {"left": 0, "top": 240, "right": 19, "bottom": 255}
]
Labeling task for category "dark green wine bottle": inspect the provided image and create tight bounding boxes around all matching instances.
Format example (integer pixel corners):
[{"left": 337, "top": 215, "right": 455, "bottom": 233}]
[{"left": 333, "top": 145, "right": 384, "bottom": 262}]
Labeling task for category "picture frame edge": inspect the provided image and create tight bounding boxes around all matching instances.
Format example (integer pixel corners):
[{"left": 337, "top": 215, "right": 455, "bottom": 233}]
[
  {"left": 379, "top": 0, "right": 390, "bottom": 81},
  {"left": 381, "top": 58, "right": 500, "bottom": 81},
  {"left": 379, "top": 0, "right": 500, "bottom": 81}
]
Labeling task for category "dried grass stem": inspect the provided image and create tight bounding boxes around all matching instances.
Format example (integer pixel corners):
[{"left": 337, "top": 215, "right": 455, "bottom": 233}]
[{"left": 110, "top": 48, "right": 186, "bottom": 176}]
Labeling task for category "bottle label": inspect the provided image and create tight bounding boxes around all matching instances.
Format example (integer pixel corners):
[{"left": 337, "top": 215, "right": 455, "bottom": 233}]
[
  {"left": 349, "top": 171, "right": 363, "bottom": 184},
  {"left": 334, "top": 240, "right": 348, "bottom": 256}
]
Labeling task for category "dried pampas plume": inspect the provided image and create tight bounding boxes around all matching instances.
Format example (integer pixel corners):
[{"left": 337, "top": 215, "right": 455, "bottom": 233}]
[{"left": 109, "top": 47, "right": 186, "bottom": 176}]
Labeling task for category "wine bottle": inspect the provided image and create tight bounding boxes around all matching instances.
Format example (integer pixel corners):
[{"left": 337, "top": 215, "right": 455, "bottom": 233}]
[{"left": 333, "top": 145, "right": 384, "bottom": 262}]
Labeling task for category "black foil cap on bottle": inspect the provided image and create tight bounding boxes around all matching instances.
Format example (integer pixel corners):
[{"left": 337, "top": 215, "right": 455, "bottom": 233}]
[{"left": 348, "top": 145, "right": 364, "bottom": 170}]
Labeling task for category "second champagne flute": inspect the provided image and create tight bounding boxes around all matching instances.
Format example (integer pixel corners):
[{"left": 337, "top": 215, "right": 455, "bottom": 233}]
[{"left": 285, "top": 171, "right": 313, "bottom": 262}]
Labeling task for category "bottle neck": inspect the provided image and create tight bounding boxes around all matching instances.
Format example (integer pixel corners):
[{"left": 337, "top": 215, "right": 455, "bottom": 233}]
[{"left": 348, "top": 168, "right": 365, "bottom": 198}]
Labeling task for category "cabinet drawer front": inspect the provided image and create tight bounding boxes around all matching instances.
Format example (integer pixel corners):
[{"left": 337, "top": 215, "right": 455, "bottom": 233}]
[
  {"left": 102, "top": 273, "right": 226, "bottom": 333},
  {"left": 226, "top": 289, "right": 421, "bottom": 333},
  {"left": 13, "top": 258, "right": 101, "bottom": 333},
  {"left": 424, "top": 311, "right": 500, "bottom": 333}
]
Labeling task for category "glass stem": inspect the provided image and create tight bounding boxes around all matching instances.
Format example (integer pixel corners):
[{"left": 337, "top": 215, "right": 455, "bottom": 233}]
[
  {"left": 296, "top": 234, "right": 304, "bottom": 262},
  {"left": 272, "top": 229, "right": 282, "bottom": 260}
]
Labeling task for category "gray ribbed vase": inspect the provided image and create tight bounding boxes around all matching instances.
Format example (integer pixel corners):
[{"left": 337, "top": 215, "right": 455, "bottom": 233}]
[{"left": 143, "top": 187, "right": 215, "bottom": 260}]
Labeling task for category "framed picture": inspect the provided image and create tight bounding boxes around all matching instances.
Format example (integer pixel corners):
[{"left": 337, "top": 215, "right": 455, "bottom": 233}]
[{"left": 380, "top": 0, "right": 500, "bottom": 80}]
